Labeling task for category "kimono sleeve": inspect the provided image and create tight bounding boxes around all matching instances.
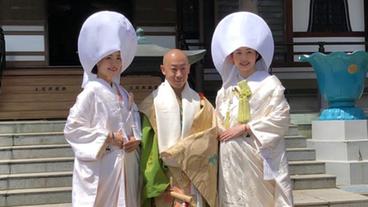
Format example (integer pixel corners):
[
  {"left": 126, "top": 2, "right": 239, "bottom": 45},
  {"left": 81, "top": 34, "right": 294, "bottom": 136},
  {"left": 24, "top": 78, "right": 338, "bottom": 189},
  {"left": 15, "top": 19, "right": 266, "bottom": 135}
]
[
  {"left": 64, "top": 88, "right": 109, "bottom": 161},
  {"left": 132, "top": 103, "right": 142, "bottom": 140},
  {"left": 248, "top": 85, "right": 290, "bottom": 150}
]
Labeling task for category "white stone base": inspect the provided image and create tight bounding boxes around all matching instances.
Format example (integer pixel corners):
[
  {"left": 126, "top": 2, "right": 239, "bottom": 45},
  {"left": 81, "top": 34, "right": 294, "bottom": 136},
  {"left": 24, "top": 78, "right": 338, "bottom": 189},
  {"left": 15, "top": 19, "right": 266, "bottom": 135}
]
[
  {"left": 324, "top": 161, "right": 368, "bottom": 185},
  {"left": 307, "top": 139, "right": 368, "bottom": 161},
  {"left": 312, "top": 120, "right": 368, "bottom": 140},
  {"left": 311, "top": 120, "right": 368, "bottom": 185}
]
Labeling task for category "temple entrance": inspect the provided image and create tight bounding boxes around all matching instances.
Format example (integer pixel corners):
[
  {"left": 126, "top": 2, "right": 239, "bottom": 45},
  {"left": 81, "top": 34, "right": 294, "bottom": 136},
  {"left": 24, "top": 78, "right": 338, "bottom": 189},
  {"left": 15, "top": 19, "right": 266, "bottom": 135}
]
[{"left": 47, "top": 0, "right": 133, "bottom": 66}]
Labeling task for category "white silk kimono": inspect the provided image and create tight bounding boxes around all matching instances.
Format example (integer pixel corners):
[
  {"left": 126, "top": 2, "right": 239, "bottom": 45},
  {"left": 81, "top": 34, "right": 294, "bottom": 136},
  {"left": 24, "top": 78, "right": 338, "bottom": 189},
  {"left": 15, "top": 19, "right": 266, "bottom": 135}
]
[
  {"left": 64, "top": 79, "right": 141, "bottom": 207},
  {"left": 216, "top": 71, "right": 293, "bottom": 207}
]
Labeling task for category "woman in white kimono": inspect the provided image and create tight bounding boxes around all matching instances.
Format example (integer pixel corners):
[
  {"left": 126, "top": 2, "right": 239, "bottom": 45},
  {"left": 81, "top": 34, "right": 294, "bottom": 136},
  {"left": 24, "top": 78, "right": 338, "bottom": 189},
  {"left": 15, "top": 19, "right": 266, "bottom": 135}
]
[
  {"left": 64, "top": 11, "right": 141, "bottom": 207},
  {"left": 211, "top": 12, "right": 294, "bottom": 207}
]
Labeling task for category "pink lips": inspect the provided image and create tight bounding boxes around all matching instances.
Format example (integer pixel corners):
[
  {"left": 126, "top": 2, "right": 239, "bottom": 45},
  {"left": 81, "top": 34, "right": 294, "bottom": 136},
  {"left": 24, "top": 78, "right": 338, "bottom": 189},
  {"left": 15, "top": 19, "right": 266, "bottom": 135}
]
[
  {"left": 239, "top": 62, "right": 250, "bottom": 68},
  {"left": 108, "top": 67, "right": 118, "bottom": 72}
]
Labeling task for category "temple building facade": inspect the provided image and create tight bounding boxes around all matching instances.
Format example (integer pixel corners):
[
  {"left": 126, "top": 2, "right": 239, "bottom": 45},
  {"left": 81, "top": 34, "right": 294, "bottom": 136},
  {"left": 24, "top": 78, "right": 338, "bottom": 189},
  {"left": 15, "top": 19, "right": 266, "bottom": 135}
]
[{"left": 0, "top": 0, "right": 367, "bottom": 119}]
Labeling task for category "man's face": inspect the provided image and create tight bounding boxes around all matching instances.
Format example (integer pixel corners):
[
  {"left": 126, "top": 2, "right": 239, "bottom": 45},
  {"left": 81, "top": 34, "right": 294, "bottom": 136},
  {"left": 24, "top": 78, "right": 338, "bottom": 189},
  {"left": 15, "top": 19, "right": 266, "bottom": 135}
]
[{"left": 161, "top": 54, "right": 190, "bottom": 92}]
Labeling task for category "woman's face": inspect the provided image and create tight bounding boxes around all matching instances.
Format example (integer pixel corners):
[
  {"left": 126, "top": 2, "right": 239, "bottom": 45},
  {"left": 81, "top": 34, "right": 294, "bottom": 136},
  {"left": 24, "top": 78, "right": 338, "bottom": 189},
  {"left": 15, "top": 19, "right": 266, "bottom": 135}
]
[
  {"left": 96, "top": 51, "right": 122, "bottom": 84},
  {"left": 230, "top": 47, "right": 258, "bottom": 78}
]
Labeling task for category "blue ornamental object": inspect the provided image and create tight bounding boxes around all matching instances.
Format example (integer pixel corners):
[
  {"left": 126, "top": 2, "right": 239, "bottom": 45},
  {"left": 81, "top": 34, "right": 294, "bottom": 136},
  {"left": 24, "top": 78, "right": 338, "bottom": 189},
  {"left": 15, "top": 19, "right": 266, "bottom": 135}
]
[{"left": 299, "top": 51, "right": 368, "bottom": 120}]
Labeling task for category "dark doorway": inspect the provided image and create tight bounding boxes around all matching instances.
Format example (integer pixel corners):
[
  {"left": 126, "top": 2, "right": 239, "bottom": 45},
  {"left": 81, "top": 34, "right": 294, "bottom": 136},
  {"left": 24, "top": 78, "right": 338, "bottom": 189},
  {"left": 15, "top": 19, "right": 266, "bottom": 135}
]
[
  {"left": 308, "top": 0, "right": 351, "bottom": 32},
  {"left": 0, "top": 26, "right": 5, "bottom": 88},
  {"left": 177, "top": 0, "right": 199, "bottom": 46},
  {"left": 176, "top": 0, "right": 215, "bottom": 92},
  {"left": 47, "top": 0, "right": 133, "bottom": 66}
]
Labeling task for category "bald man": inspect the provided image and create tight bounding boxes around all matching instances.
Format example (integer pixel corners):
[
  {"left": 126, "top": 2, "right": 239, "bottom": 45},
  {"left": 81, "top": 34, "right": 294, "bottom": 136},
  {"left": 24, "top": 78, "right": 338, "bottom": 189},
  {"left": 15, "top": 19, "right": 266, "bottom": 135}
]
[{"left": 139, "top": 49, "right": 218, "bottom": 207}]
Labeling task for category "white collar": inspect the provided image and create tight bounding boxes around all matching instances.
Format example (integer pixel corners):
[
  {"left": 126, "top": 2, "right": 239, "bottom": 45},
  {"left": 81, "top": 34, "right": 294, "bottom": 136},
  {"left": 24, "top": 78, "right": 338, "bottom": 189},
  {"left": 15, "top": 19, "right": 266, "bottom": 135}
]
[{"left": 153, "top": 80, "right": 200, "bottom": 152}]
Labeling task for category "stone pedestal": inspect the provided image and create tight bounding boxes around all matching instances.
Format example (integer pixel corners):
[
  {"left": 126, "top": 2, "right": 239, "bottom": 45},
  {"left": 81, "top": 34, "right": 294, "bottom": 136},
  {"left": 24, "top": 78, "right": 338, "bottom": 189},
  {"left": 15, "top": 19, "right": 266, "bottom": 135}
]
[{"left": 308, "top": 120, "right": 368, "bottom": 185}]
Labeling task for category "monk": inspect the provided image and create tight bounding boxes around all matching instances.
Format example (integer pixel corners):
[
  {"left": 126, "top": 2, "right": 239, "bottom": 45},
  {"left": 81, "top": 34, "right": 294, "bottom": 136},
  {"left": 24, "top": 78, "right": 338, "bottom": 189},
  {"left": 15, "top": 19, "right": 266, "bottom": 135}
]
[{"left": 139, "top": 49, "right": 218, "bottom": 207}]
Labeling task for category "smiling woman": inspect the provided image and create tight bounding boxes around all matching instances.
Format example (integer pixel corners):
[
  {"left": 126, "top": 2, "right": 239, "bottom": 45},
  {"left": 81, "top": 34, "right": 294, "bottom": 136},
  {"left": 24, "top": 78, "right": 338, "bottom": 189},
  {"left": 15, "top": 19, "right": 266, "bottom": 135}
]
[
  {"left": 229, "top": 47, "right": 259, "bottom": 78},
  {"left": 64, "top": 11, "right": 141, "bottom": 207},
  {"left": 95, "top": 51, "right": 123, "bottom": 85},
  {"left": 212, "top": 12, "right": 293, "bottom": 207}
]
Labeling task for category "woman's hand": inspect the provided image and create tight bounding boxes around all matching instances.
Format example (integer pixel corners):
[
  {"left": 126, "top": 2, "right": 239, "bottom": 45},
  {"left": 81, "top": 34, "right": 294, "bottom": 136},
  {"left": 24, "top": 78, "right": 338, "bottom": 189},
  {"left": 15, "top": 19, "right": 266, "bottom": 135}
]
[
  {"left": 218, "top": 124, "right": 248, "bottom": 141},
  {"left": 122, "top": 136, "right": 140, "bottom": 152},
  {"left": 108, "top": 131, "right": 125, "bottom": 147}
]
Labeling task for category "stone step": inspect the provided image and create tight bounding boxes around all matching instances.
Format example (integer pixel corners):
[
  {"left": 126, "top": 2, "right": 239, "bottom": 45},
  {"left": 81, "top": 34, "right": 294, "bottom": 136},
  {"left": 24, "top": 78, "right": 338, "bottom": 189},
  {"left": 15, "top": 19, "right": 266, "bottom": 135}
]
[
  {"left": 287, "top": 124, "right": 300, "bottom": 136},
  {"left": 289, "top": 160, "right": 326, "bottom": 175},
  {"left": 0, "top": 132, "right": 67, "bottom": 147},
  {"left": 0, "top": 171, "right": 72, "bottom": 190},
  {"left": 0, "top": 187, "right": 71, "bottom": 206},
  {"left": 0, "top": 121, "right": 65, "bottom": 134},
  {"left": 287, "top": 148, "right": 316, "bottom": 161},
  {"left": 10, "top": 189, "right": 368, "bottom": 207},
  {"left": 0, "top": 144, "right": 73, "bottom": 159},
  {"left": 291, "top": 174, "right": 336, "bottom": 190},
  {"left": 14, "top": 204, "right": 71, "bottom": 207},
  {"left": 0, "top": 157, "right": 73, "bottom": 174},
  {"left": 285, "top": 135, "right": 307, "bottom": 148},
  {"left": 293, "top": 188, "right": 368, "bottom": 207},
  {"left": 339, "top": 184, "right": 368, "bottom": 196}
]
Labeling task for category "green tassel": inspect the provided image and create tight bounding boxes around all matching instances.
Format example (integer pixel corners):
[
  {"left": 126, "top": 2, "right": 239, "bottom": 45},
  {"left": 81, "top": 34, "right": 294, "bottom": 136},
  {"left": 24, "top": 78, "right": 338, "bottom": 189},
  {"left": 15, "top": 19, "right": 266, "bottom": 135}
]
[{"left": 237, "top": 80, "right": 251, "bottom": 123}]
